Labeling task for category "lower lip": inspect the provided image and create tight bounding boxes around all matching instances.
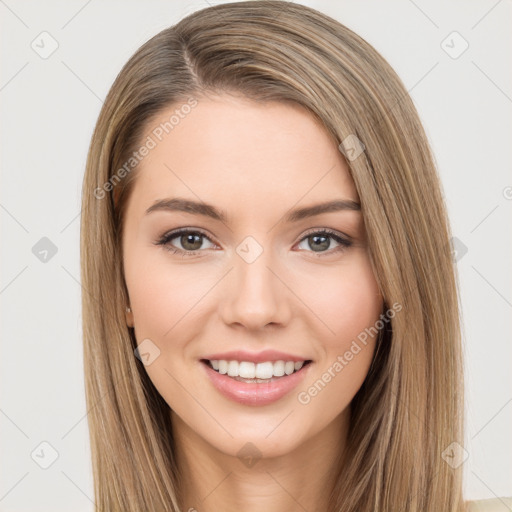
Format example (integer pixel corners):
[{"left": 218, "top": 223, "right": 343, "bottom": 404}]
[{"left": 201, "top": 361, "right": 312, "bottom": 406}]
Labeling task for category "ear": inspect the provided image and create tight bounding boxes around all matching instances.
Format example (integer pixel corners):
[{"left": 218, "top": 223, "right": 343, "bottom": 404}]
[{"left": 125, "top": 307, "right": 134, "bottom": 328}]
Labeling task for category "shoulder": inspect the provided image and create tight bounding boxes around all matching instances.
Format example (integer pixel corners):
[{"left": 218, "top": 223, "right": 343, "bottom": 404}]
[{"left": 466, "top": 497, "right": 512, "bottom": 511}]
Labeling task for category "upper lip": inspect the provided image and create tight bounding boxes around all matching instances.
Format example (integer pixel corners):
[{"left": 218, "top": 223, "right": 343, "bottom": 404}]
[{"left": 201, "top": 350, "right": 311, "bottom": 364}]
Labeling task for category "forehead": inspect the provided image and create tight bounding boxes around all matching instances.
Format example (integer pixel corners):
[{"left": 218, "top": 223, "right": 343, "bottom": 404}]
[{"left": 127, "top": 94, "right": 359, "bottom": 215}]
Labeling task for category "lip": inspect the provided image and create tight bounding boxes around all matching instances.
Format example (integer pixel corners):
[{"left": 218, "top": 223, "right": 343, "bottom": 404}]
[
  {"left": 200, "top": 359, "right": 313, "bottom": 406},
  {"left": 201, "top": 349, "right": 309, "bottom": 364}
]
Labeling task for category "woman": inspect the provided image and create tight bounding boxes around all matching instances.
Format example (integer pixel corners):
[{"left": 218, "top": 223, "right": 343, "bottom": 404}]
[{"left": 80, "top": 1, "right": 491, "bottom": 510}]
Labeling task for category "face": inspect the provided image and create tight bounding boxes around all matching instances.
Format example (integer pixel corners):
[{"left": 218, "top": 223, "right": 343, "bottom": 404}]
[{"left": 122, "top": 93, "right": 383, "bottom": 459}]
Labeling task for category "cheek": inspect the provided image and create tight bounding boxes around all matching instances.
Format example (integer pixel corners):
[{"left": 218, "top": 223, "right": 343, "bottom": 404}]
[
  {"left": 306, "top": 254, "right": 383, "bottom": 348},
  {"left": 298, "top": 254, "right": 382, "bottom": 400},
  {"left": 125, "top": 249, "right": 213, "bottom": 341}
]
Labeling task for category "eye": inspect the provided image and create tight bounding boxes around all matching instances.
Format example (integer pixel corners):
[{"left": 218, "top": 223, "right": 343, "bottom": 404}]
[
  {"left": 296, "top": 229, "right": 352, "bottom": 256},
  {"left": 154, "top": 227, "right": 352, "bottom": 257},
  {"left": 154, "top": 229, "right": 217, "bottom": 256}
]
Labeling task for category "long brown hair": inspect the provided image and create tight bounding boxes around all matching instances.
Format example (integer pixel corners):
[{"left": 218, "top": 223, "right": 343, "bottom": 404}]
[{"left": 80, "top": 1, "right": 465, "bottom": 510}]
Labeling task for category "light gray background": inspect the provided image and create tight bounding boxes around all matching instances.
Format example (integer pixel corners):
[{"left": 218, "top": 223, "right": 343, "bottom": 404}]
[{"left": 1, "top": 1, "right": 511, "bottom": 510}]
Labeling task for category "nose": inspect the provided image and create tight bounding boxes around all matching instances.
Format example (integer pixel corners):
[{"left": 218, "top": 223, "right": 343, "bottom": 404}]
[{"left": 219, "top": 246, "right": 291, "bottom": 331}]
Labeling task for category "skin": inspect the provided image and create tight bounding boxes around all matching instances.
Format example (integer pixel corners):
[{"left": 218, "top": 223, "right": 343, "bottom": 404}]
[{"left": 122, "top": 93, "right": 383, "bottom": 511}]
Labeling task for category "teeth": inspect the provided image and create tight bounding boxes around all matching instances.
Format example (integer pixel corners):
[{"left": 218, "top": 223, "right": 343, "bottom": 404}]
[
  {"left": 285, "top": 361, "right": 295, "bottom": 375},
  {"left": 239, "top": 361, "right": 256, "bottom": 379},
  {"left": 218, "top": 360, "right": 228, "bottom": 374},
  {"left": 227, "top": 360, "right": 239, "bottom": 377},
  {"left": 208, "top": 359, "right": 308, "bottom": 378},
  {"left": 256, "top": 362, "right": 273, "bottom": 379}
]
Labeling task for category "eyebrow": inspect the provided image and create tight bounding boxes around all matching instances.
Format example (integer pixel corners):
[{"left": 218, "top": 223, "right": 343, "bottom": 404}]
[{"left": 145, "top": 197, "right": 361, "bottom": 223}]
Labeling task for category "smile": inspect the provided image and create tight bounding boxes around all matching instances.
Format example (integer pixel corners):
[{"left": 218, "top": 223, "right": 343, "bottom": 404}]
[{"left": 200, "top": 357, "right": 313, "bottom": 406}]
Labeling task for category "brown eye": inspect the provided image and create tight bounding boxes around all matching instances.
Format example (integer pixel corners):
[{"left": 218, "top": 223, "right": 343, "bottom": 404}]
[{"left": 179, "top": 233, "right": 204, "bottom": 251}]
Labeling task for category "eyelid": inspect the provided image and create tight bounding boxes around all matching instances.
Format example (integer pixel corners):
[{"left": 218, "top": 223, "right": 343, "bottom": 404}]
[{"left": 300, "top": 226, "right": 351, "bottom": 241}]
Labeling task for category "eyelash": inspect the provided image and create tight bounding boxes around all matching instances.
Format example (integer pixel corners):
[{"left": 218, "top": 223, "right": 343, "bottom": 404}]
[{"left": 154, "top": 228, "right": 352, "bottom": 258}]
